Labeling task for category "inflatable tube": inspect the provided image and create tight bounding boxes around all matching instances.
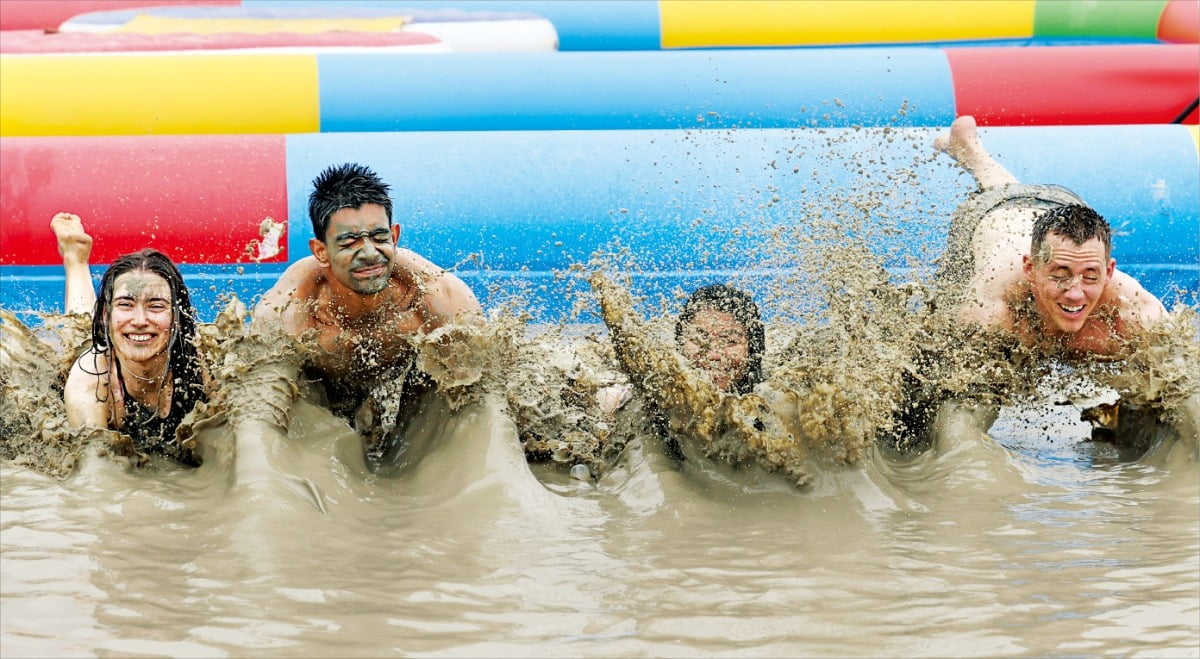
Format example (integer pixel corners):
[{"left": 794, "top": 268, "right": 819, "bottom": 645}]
[
  {"left": 23, "top": 0, "right": 1198, "bottom": 49},
  {"left": 4, "top": 46, "right": 1195, "bottom": 137},
  {"left": 0, "top": 1, "right": 238, "bottom": 32},
  {"left": 0, "top": 53, "right": 321, "bottom": 136},
  {"left": 2, "top": 126, "right": 1196, "bottom": 322},
  {"left": 0, "top": 135, "right": 288, "bottom": 266},
  {"left": 947, "top": 44, "right": 1200, "bottom": 126},
  {"left": 56, "top": 9, "right": 560, "bottom": 53},
  {"left": 0, "top": 30, "right": 448, "bottom": 55},
  {"left": 1159, "top": 0, "right": 1200, "bottom": 43},
  {"left": 58, "top": 6, "right": 549, "bottom": 31},
  {"left": 254, "top": 0, "right": 1199, "bottom": 49}
]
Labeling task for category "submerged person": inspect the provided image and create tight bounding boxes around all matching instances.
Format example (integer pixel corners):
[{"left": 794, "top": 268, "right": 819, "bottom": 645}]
[
  {"left": 591, "top": 274, "right": 836, "bottom": 487},
  {"left": 895, "top": 116, "right": 1194, "bottom": 452},
  {"left": 594, "top": 283, "right": 766, "bottom": 463},
  {"left": 52, "top": 212, "right": 207, "bottom": 466},
  {"left": 598, "top": 283, "right": 765, "bottom": 406},
  {"left": 251, "top": 163, "right": 484, "bottom": 460}
]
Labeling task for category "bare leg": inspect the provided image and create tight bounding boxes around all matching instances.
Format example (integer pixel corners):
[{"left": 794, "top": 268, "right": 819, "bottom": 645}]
[
  {"left": 933, "top": 115, "right": 1019, "bottom": 190},
  {"left": 49, "top": 213, "right": 96, "bottom": 314}
]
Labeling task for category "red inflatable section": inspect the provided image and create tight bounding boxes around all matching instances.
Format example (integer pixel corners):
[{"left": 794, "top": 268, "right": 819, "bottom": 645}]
[
  {"left": 948, "top": 44, "right": 1200, "bottom": 126},
  {"left": 0, "top": 0, "right": 241, "bottom": 31},
  {"left": 0, "top": 29, "right": 441, "bottom": 53},
  {"left": 0, "top": 135, "right": 288, "bottom": 266},
  {"left": 1158, "top": 0, "right": 1200, "bottom": 43}
]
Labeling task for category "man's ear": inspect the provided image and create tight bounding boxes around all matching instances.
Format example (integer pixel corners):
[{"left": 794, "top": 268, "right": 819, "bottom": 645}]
[
  {"left": 1022, "top": 254, "right": 1035, "bottom": 280},
  {"left": 310, "top": 238, "right": 329, "bottom": 266},
  {"left": 1106, "top": 258, "right": 1115, "bottom": 279},
  {"left": 390, "top": 224, "right": 400, "bottom": 244}
]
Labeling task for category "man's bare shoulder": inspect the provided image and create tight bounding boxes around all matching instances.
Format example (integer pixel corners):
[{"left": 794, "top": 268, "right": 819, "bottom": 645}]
[
  {"left": 271, "top": 256, "right": 324, "bottom": 289},
  {"left": 1108, "top": 268, "right": 1167, "bottom": 328},
  {"left": 394, "top": 248, "right": 450, "bottom": 279},
  {"left": 960, "top": 289, "right": 1012, "bottom": 330},
  {"left": 394, "top": 248, "right": 483, "bottom": 325},
  {"left": 253, "top": 257, "right": 324, "bottom": 328},
  {"left": 957, "top": 268, "right": 1022, "bottom": 330}
]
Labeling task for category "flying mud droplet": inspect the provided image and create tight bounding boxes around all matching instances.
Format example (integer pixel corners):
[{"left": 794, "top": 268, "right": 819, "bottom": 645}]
[{"left": 245, "top": 217, "right": 287, "bottom": 263}]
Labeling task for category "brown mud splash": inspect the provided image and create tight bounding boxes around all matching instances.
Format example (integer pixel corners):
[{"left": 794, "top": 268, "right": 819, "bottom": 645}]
[
  {"left": 207, "top": 295, "right": 521, "bottom": 464},
  {"left": 491, "top": 318, "right": 633, "bottom": 477},
  {"left": 1062, "top": 306, "right": 1200, "bottom": 453},
  {"left": 198, "top": 299, "right": 303, "bottom": 440},
  {"left": 590, "top": 269, "right": 911, "bottom": 488},
  {"left": 881, "top": 289, "right": 1200, "bottom": 456}
]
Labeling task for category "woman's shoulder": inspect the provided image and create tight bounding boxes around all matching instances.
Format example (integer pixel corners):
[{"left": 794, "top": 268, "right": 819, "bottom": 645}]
[
  {"left": 66, "top": 347, "right": 111, "bottom": 382},
  {"left": 63, "top": 347, "right": 114, "bottom": 428}
]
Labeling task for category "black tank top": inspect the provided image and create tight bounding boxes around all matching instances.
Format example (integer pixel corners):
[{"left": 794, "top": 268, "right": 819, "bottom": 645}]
[{"left": 119, "top": 382, "right": 204, "bottom": 467}]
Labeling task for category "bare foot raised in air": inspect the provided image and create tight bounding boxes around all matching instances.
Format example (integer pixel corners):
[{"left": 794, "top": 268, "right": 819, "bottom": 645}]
[
  {"left": 50, "top": 212, "right": 97, "bottom": 314},
  {"left": 50, "top": 212, "right": 93, "bottom": 266},
  {"left": 934, "top": 115, "right": 1018, "bottom": 190}
]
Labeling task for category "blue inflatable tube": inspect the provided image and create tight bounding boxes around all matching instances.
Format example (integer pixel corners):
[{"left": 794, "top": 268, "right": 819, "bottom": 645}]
[
  {"left": 316, "top": 49, "right": 954, "bottom": 132},
  {"left": 243, "top": 0, "right": 663, "bottom": 51},
  {"left": 1, "top": 125, "right": 1196, "bottom": 323}
]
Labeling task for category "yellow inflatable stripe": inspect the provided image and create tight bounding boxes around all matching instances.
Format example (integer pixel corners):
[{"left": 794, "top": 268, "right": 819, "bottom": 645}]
[
  {"left": 0, "top": 55, "right": 318, "bottom": 137},
  {"left": 660, "top": 0, "right": 1036, "bottom": 48},
  {"left": 118, "top": 14, "right": 407, "bottom": 35},
  {"left": 1188, "top": 125, "right": 1199, "bottom": 156}
]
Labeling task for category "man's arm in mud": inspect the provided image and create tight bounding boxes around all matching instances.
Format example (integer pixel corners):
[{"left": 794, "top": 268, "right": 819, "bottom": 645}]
[{"left": 399, "top": 250, "right": 487, "bottom": 392}]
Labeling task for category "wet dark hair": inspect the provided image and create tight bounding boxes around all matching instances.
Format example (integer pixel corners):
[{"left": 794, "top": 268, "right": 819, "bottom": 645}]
[
  {"left": 674, "top": 284, "right": 766, "bottom": 394},
  {"left": 308, "top": 162, "right": 394, "bottom": 242},
  {"left": 1031, "top": 204, "right": 1112, "bottom": 262},
  {"left": 87, "top": 249, "right": 205, "bottom": 409}
]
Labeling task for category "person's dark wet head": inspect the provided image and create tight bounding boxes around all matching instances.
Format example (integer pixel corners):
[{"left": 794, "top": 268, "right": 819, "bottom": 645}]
[
  {"left": 675, "top": 284, "right": 765, "bottom": 394},
  {"left": 308, "top": 163, "right": 399, "bottom": 296}
]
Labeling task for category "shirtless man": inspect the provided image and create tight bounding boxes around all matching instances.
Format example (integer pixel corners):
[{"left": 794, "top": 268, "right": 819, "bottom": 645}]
[
  {"left": 920, "top": 116, "right": 1200, "bottom": 453},
  {"left": 934, "top": 115, "right": 1166, "bottom": 356},
  {"left": 252, "top": 163, "right": 483, "bottom": 446}
]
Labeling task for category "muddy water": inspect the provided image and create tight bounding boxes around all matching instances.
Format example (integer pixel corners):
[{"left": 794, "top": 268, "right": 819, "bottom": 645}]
[
  {"left": 3, "top": 330, "right": 1198, "bottom": 657},
  {"left": 3, "top": 121, "right": 1198, "bottom": 655}
]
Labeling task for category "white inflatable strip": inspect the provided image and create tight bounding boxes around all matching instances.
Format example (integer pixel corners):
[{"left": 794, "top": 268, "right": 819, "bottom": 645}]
[
  {"left": 408, "top": 19, "right": 559, "bottom": 53},
  {"left": 0, "top": 43, "right": 454, "bottom": 57},
  {"left": 54, "top": 18, "right": 557, "bottom": 53}
]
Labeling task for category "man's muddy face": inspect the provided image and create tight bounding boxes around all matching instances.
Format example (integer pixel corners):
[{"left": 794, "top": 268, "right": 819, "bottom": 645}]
[
  {"left": 320, "top": 203, "right": 398, "bottom": 295},
  {"left": 679, "top": 308, "right": 749, "bottom": 393},
  {"left": 1023, "top": 232, "right": 1114, "bottom": 336}
]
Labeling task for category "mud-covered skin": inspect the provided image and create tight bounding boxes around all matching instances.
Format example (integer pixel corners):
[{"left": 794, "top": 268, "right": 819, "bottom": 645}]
[{"left": 248, "top": 198, "right": 486, "bottom": 458}]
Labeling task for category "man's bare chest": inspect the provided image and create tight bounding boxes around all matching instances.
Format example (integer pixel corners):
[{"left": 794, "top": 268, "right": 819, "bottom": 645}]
[{"left": 307, "top": 308, "right": 424, "bottom": 378}]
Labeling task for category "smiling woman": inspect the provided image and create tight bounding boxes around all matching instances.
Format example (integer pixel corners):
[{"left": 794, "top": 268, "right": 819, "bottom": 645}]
[{"left": 53, "top": 213, "right": 208, "bottom": 466}]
